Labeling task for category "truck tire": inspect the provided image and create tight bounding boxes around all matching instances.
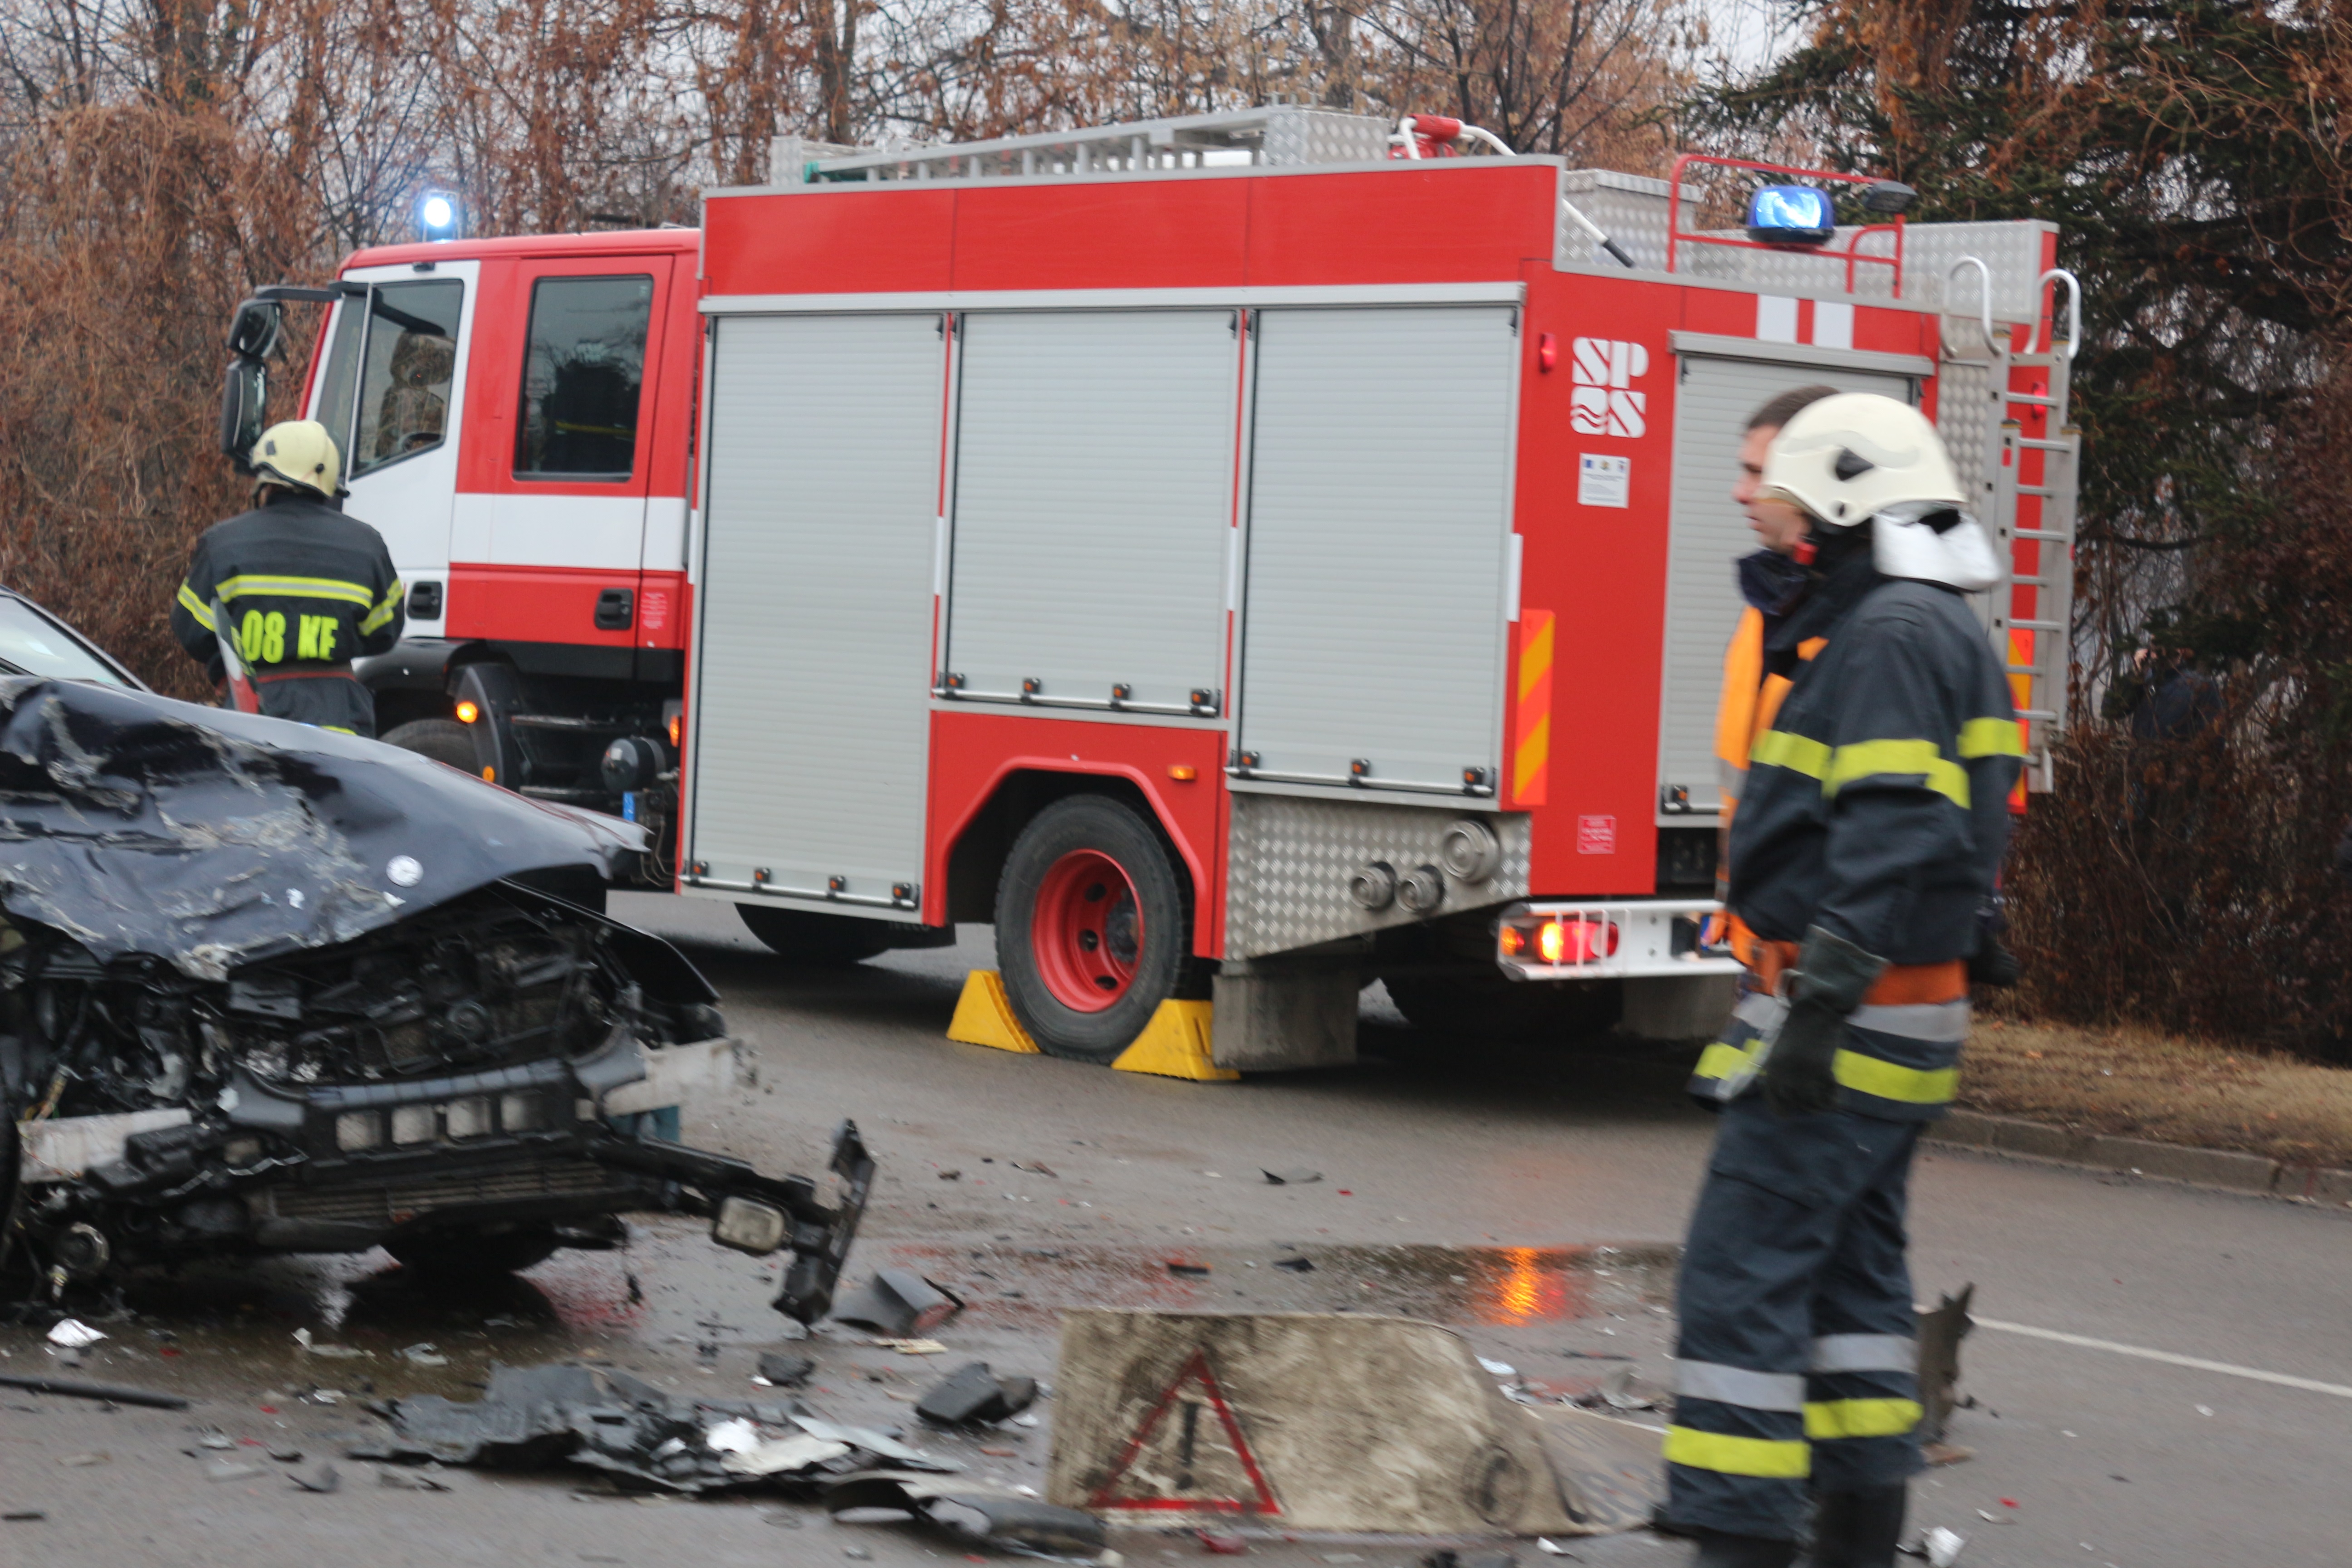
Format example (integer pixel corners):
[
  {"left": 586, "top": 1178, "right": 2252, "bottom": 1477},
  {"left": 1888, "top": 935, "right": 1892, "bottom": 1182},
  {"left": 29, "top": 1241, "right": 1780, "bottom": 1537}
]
[
  {"left": 995, "top": 795, "right": 1198, "bottom": 1063},
  {"left": 382, "top": 717, "right": 479, "bottom": 773},
  {"left": 737, "top": 903, "right": 894, "bottom": 967},
  {"left": 1380, "top": 970, "right": 1622, "bottom": 1042}
]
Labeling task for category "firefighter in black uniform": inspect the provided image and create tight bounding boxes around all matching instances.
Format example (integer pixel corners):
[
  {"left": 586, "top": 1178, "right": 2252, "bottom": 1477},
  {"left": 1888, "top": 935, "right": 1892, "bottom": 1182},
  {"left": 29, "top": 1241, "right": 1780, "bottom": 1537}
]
[
  {"left": 170, "top": 420, "right": 404, "bottom": 736},
  {"left": 1663, "top": 394, "right": 2025, "bottom": 1568}
]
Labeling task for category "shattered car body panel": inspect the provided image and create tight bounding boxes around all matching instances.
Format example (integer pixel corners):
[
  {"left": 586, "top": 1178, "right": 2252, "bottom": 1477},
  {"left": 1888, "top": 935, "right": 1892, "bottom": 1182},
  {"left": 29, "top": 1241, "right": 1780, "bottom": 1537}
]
[{"left": 0, "top": 679, "right": 871, "bottom": 1322}]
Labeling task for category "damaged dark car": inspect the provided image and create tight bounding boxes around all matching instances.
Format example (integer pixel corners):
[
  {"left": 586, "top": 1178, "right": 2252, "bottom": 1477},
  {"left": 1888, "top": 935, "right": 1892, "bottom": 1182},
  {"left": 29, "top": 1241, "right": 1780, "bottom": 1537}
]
[{"left": 0, "top": 676, "right": 870, "bottom": 1321}]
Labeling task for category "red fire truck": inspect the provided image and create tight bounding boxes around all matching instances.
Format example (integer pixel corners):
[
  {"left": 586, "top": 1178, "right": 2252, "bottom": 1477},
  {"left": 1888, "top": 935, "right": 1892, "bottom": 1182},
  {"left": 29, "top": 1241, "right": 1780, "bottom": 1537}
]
[{"left": 220, "top": 107, "right": 2078, "bottom": 1071}]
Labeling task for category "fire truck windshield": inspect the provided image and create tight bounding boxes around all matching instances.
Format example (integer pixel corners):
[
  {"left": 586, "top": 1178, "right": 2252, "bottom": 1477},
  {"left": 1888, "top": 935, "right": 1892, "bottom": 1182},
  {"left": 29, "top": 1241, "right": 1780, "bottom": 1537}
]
[{"left": 311, "top": 279, "right": 465, "bottom": 482}]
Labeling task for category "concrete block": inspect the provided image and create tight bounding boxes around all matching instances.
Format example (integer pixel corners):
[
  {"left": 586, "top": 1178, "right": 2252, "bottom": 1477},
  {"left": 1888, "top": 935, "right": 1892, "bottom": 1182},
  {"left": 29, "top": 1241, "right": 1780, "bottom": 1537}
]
[
  {"left": 1211, "top": 960, "right": 1358, "bottom": 1072},
  {"left": 1622, "top": 974, "right": 1737, "bottom": 1041},
  {"left": 1926, "top": 1111, "right": 2083, "bottom": 1162},
  {"left": 2271, "top": 1166, "right": 2352, "bottom": 1205}
]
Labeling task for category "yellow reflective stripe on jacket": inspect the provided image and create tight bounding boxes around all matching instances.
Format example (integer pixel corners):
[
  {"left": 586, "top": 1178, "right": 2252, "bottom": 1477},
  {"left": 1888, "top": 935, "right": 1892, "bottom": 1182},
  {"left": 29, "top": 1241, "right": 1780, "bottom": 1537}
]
[
  {"left": 176, "top": 583, "right": 216, "bottom": 630},
  {"left": 1958, "top": 715, "right": 2025, "bottom": 758},
  {"left": 216, "top": 573, "right": 377, "bottom": 608},
  {"left": 1824, "top": 739, "right": 1971, "bottom": 808},
  {"left": 1803, "top": 1398, "right": 1922, "bottom": 1440},
  {"left": 1663, "top": 1425, "right": 1811, "bottom": 1478},
  {"left": 360, "top": 578, "right": 405, "bottom": 635},
  {"left": 1750, "top": 728, "right": 1831, "bottom": 780},
  {"left": 1694, "top": 1040, "right": 1762, "bottom": 1082},
  {"left": 1832, "top": 1049, "right": 1958, "bottom": 1105}
]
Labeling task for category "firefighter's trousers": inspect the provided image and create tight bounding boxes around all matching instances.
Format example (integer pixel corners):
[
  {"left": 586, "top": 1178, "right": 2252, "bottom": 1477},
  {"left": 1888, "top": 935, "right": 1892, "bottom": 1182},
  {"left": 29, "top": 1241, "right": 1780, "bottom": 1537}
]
[{"left": 1664, "top": 1093, "right": 1925, "bottom": 1542}]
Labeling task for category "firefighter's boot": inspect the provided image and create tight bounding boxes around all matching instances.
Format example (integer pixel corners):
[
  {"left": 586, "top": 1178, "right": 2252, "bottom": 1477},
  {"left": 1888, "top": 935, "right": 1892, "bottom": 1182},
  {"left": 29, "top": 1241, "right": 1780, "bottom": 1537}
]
[
  {"left": 1691, "top": 1529, "right": 1799, "bottom": 1568},
  {"left": 1808, "top": 1484, "right": 1907, "bottom": 1568}
]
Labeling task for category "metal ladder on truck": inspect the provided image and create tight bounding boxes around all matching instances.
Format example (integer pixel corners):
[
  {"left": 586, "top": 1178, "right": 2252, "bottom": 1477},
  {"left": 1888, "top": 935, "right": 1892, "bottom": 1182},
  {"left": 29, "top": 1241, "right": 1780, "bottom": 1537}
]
[{"left": 1944, "top": 259, "right": 2082, "bottom": 792}]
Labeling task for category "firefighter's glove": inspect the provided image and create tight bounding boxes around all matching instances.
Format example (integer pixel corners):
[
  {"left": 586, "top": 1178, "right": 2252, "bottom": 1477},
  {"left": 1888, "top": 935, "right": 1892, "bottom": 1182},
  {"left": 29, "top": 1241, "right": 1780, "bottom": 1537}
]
[
  {"left": 1765, "top": 926, "right": 1886, "bottom": 1118},
  {"left": 1967, "top": 896, "right": 2021, "bottom": 987}
]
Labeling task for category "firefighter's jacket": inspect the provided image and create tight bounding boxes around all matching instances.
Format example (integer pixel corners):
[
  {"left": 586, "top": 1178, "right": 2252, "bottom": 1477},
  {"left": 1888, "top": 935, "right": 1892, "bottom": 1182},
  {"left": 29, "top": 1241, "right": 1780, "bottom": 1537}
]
[
  {"left": 169, "top": 496, "right": 404, "bottom": 736},
  {"left": 1726, "top": 553, "right": 2023, "bottom": 967}
]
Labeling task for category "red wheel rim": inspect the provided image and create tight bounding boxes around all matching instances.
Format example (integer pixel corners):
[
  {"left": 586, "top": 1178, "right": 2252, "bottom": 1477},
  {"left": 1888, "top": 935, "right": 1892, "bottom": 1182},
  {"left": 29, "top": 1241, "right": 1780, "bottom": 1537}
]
[{"left": 1030, "top": 849, "right": 1142, "bottom": 1013}]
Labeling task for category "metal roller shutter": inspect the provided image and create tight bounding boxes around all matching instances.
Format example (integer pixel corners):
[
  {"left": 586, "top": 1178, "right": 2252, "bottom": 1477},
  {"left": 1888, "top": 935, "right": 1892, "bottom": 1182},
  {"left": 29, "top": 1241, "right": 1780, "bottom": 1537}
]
[
  {"left": 1237, "top": 305, "right": 1519, "bottom": 795},
  {"left": 945, "top": 310, "right": 1238, "bottom": 715},
  {"left": 686, "top": 312, "right": 944, "bottom": 914},
  {"left": 1658, "top": 355, "right": 1912, "bottom": 820}
]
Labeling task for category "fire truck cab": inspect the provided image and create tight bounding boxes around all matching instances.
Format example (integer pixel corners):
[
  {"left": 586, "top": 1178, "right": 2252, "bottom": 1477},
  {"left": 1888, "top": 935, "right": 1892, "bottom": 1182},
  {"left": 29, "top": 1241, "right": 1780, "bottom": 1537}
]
[{"left": 221, "top": 107, "right": 2077, "bottom": 1072}]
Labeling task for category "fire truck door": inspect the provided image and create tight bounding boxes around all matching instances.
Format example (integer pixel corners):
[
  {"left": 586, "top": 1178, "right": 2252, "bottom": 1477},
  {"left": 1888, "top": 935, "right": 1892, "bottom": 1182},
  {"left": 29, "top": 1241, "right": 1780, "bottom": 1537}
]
[
  {"left": 684, "top": 312, "right": 944, "bottom": 914},
  {"left": 944, "top": 310, "right": 1236, "bottom": 713},
  {"left": 1237, "top": 305, "right": 1519, "bottom": 794},
  {"left": 451, "top": 260, "right": 671, "bottom": 648},
  {"left": 1655, "top": 351, "right": 1916, "bottom": 822},
  {"left": 313, "top": 262, "right": 477, "bottom": 629}
]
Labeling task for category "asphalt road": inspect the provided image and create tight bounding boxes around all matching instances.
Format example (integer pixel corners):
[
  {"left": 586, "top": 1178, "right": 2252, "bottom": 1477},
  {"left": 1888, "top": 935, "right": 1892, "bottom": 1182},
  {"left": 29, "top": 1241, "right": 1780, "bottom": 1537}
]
[{"left": 4, "top": 893, "right": 2346, "bottom": 1568}]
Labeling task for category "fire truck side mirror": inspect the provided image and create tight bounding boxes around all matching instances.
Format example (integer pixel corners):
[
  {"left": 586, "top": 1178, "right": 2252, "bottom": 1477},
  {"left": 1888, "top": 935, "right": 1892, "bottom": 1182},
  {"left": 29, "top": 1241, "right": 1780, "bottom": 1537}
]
[{"left": 218, "top": 355, "right": 268, "bottom": 473}]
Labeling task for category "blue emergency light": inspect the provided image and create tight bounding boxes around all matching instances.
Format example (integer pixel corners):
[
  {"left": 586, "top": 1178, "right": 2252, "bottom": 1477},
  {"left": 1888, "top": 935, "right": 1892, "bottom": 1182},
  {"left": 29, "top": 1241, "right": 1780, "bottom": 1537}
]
[
  {"left": 419, "top": 191, "right": 460, "bottom": 243},
  {"left": 1745, "top": 185, "right": 1837, "bottom": 246}
]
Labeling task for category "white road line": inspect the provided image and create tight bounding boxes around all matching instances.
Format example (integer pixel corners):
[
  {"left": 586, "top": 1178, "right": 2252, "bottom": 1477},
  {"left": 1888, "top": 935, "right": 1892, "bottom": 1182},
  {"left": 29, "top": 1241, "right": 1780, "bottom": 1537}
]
[{"left": 1977, "top": 1317, "right": 2352, "bottom": 1398}]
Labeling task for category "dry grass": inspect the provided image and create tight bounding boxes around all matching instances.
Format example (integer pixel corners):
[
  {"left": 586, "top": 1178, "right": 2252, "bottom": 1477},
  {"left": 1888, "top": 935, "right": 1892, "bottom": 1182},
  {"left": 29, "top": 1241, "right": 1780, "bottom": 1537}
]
[{"left": 1960, "top": 1014, "right": 2352, "bottom": 1169}]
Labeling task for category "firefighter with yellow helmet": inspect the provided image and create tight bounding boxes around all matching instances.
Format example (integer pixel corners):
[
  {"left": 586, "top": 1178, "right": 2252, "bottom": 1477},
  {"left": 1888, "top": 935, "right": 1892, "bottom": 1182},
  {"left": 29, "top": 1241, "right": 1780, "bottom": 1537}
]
[
  {"left": 1664, "top": 393, "right": 2024, "bottom": 1568},
  {"left": 169, "top": 420, "right": 405, "bottom": 736}
]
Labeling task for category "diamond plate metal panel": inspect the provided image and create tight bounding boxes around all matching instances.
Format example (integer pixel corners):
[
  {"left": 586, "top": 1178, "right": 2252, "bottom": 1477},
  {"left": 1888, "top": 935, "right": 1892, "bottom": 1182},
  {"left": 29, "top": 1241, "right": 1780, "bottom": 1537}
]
[
  {"left": 1261, "top": 107, "right": 1392, "bottom": 165},
  {"left": 1556, "top": 170, "right": 1701, "bottom": 273},
  {"left": 1935, "top": 355, "right": 1997, "bottom": 527},
  {"left": 1225, "top": 794, "right": 1530, "bottom": 959},
  {"left": 1901, "top": 222, "right": 2054, "bottom": 322}
]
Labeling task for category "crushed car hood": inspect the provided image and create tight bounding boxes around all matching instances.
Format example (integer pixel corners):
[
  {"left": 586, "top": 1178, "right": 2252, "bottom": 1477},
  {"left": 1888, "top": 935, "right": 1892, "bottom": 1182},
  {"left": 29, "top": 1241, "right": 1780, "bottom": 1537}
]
[{"left": 0, "top": 676, "right": 644, "bottom": 979}]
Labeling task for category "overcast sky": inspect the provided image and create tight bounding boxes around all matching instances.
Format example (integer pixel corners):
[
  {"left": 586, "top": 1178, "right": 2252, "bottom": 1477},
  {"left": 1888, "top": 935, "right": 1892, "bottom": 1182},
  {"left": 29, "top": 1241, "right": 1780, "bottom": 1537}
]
[{"left": 1704, "top": 0, "right": 1804, "bottom": 76}]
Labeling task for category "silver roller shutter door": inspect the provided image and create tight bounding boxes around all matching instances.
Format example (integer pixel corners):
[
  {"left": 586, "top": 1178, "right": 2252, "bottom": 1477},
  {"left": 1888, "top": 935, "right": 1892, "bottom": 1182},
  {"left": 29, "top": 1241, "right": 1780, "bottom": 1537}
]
[
  {"left": 1238, "top": 306, "right": 1518, "bottom": 793},
  {"left": 687, "top": 312, "right": 943, "bottom": 913},
  {"left": 1657, "top": 355, "right": 1912, "bottom": 819},
  {"left": 945, "top": 311, "right": 1237, "bottom": 713}
]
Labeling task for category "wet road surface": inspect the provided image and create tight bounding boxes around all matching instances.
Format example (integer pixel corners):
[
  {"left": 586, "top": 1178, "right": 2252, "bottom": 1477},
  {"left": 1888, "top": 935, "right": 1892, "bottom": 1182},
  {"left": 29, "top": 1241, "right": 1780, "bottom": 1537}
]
[{"left": 3, "top": 894, "right": 2347, "bottom": 1567}]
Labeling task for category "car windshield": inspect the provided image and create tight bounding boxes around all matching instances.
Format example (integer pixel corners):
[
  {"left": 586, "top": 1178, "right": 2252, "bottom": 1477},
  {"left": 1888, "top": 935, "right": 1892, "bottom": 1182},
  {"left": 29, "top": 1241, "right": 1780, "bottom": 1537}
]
[{"left": 0, "top": 596, "right": 127, "bottom": 685}]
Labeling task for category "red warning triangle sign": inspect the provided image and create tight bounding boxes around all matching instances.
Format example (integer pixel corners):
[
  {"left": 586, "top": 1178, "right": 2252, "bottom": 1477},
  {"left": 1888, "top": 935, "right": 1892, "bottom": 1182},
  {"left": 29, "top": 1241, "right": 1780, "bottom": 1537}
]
[{"left": 1088, "top": 1349, "right": 1281, "bottom": 1516}]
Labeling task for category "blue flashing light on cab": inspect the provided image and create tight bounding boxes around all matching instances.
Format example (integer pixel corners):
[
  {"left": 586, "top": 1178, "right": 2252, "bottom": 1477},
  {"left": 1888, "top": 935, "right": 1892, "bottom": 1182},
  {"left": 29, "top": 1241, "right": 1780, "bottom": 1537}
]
[{"left": 1745, "top": 185, "right": 1836, "bottom": 246}]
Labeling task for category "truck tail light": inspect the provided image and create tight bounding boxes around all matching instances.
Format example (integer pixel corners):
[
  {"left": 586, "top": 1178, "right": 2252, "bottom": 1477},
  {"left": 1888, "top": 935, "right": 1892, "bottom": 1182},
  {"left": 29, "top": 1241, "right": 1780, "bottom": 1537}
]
[
  {"left": 455, "top": 700, "right": 480, "bottom": 724},
  {"left": 1540, "top": 918, "right": 1619, "bottom": 964}
]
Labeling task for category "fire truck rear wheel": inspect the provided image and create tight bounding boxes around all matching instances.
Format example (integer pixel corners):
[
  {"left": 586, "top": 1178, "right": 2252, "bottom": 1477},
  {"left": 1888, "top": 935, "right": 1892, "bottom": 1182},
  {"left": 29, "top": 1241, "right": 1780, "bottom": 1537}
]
[
  {"left": 382, "top": 718, "right": 479, "bottom": 772},
  {"left": 736, "top": 904, "right": 894, "bottom": 967},
  {"left": 995, "top": 795, "right": 1199, "bottom": 1063}
]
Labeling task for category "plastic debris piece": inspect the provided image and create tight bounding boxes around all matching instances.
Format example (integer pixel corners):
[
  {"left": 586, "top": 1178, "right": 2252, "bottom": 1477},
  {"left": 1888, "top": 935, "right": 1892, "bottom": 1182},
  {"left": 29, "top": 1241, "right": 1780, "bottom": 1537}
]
[
  {"left": 1923, "top": 1526, "right": 1965, "bottom": 1567},
  {"left": 206, "top": 1458, "right": 267, "bottom": 1483},
  {"left": 377, "top": 1465, "right": 453, "bottom": 1491},
  {"left": 756, "top": 1352, "right": 815, "bottom": 1387},
  {"left": 719, "top": 1434, "right": 852, "bottom": 1478},
  {"left": 295, "top": 1329, "right": 370, "bottom": 1360},
  {"left": 45, "top": 1320, "right": 105, "bottom": 1349},
  {"left": 1477, "top": 1357, "right": 1517, "bottom": 1377},
  {"left": 289, "top": 1462, "right": 341, "bottom": 1494},
  {"left": 1272, "top": 1256, "right": 1314, "bottom": 1273},
  {"left": 1010, "top": 1161, "right": 1058, "bottom": 1177},
  {"left": 830, "top": 1269, "right": 963, "bottom": 1336},
  {"left": 267, "top": 1445, "right": 303, "bottom": 1463},
  {"left": 1198, "top": 1529, "right": 1249, "bottom": 1555},
  {"left": 399, "top": 1343, "right": 451, "bottom": 1367},
  {"left": 916, "top": 1361, "right": 1039, "bottom": 1428},
  {"left": 824, "top": 1469, "right": 1106, "bottom": 1555},
  {"left": 1262, "top": 1169, "right": 1323, "bottom": 1185},
  {"left": 872, "top": 1338, "right": 948, "bottom": 1355},
  {"left": 1537, "top": 1541, "right": 1576, "bottom": 1558},
  {"left": 198, "top": 1432, "right": 237, "bottom": 1450}
]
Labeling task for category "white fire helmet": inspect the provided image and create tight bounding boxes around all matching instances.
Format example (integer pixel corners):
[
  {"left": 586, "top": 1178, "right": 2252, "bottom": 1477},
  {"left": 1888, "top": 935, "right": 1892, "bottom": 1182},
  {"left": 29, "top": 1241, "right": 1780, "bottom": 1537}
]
[
  {"left": 249, "top": 419, "right": 343, "bottom": 500},
  {"left": 1759, "top": 392, "right": 2000, "bottom": 591}
]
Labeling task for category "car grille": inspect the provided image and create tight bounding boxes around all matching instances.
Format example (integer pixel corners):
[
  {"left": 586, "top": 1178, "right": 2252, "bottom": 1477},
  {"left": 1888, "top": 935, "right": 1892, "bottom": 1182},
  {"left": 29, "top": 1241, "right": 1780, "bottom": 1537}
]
[{"left": 259, "top": 1161, "right": 627, "bottom": 1225}]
